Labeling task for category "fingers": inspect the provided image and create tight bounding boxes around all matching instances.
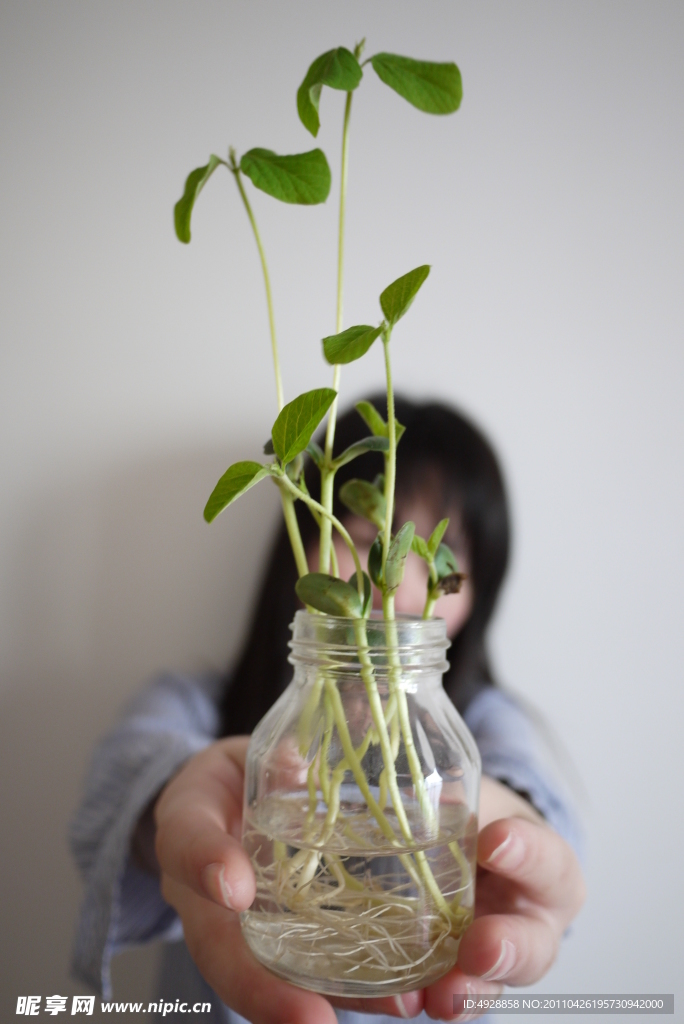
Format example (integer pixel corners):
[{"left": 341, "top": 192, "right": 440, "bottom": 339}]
[
  {"left": 165, "top": 868, "right": 426, "bottom": 1024},
  {"left": 422, "top": 965, "right": 503, "bottom": 1021},
  {"left": 330, "top": 991, "right": 425, "bottom": 1019},
  {"left": 163, "top": 876, "right": 338, "bottom": 1024},
  {"left": 453, "top": 817, "right": 586, "bottom": 988},
  {"left": 457, "top": 912, "right": 559, "bottom": 986},
  {"left": 477, "top": 817, "right": 586, "bottom": 923},
  {"left": 155, "top": 737, "right": 255, "bottom": 912}
]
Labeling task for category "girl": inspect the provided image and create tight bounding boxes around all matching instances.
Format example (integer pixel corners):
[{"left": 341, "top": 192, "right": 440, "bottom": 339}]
[{"left": 71, "top": 397, "right": 585, "bottom": 1023}]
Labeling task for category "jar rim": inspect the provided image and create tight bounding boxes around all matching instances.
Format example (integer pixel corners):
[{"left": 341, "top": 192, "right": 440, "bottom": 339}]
[{"left": 288, "top": 610, "right": 451, "bottom": 674}]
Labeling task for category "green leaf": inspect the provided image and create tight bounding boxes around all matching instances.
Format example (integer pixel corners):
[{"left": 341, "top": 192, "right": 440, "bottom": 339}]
[
  {"left": 380, "top": 265, "right": 431, "bottom": 326},
  {"left": 370, "top": 53, "right": 462, "bottom": 114},
  {"left": 428, "top": 518, "right": 449, "bottom": 556},
  {"left": 373, "top": 473, "right": 386, "bottom": 492},
  {"left": 295, "top": 572, "right": 363, "bottom": 617},
  {"left": 332, "top": 436, "right": 389, "bottom": 470},
  {"left": 355, "top": 400, "right": 387, "bottom": 437},
  {"left": 339, "top": 479, "right": 386, "bottom": 529},
  {"left": 368, "top": 535, "right": 383, "bottom": 588},
  {"left": 434, "top": 541, "right": 459, "bottom": 580},
  {"left": 385, "top": 521, "right": 415, "bottom": 592},
  {"left": 240, "top": 148, "right": 331, "bottom": 205},
  {"left": 411, "top": 534, "right": 430, "bottom": 561},
  {"left": 174, "top": 155, "right": 223, "bottom": 244},
  {"left": 204, "top": 461, "right": 270, "bottom": 523},
  {"left": 348, "top": 570, "right": 372, "bottom": 617},
  {"left": 323, "top": 324, "right": 383, "bottom": 365},
  {"left": 297, "top": 48, "right": 363, "bottom": 137},
  {"left": 433, "top": 571, "right": 465, "bottom": 596},
  {"left": 395, "top": 419, "right": 406, "bottom": 444},
  {"left": 306, "top": 439, "right": 324, "bottom": 468},
  {"left": 272, "top": 388, "right": 336, "bottom": 465}
]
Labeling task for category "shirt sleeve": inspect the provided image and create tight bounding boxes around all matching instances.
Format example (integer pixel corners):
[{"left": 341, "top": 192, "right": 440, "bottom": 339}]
[
  {"left": 68, "top": 672, "right": 221, "bottom": 998},
  {"left": 463, "top": 686, "right": 585, "bottom": 862}
]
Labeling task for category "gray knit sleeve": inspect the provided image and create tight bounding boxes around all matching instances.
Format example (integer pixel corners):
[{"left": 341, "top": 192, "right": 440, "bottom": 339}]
[
  {"left": 69, "top": 672, "right": 221, "bottom": 999},
  {"left": 463, "top": 686, "right": 585, "bottom": 862}
]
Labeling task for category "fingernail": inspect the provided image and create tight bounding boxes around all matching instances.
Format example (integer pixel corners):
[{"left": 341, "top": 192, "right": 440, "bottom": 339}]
[
  {"left": 480, "top": 938, "right": 517, "bottom": 981},
  {"left": 202, "top": 862, "right": 234, "bottom": 909},
  {"left": 485, "top": 831, "right": 525, "bottom": 871},
  {"left": 454, "top": 981, "right": 505, "bottom": 1020},
  {"left": 393, "top": 994, "right": 410, "bottom": 1019}
]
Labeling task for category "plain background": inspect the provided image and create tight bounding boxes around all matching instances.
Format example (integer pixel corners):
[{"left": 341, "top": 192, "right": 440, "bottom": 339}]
[{"left": 1, "top": 1, "right": 682, "bottom": 1020}]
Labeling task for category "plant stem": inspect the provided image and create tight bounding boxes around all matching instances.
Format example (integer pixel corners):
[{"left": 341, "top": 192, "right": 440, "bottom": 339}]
[
  {"left": 422, "top": 562, "right": 439, "bottom": 618},
  {"left": 277, "top": 472, "right": 364, "bottom": 599},
  {"left": 335, "top": 92, "right": 353, "bottom": 338},
  {"left": 319, "top": 86, "right": 354, "bottom": 574},
  {"left": 229, "top": 155, "right": 284, "bottom": 412},
  {"left": 278, "top": 486, "right": 308, "bottom": 578},
  {"left": 318, "top": 468, "right": 336, "bottom": 573},
  {"left": 371, "top": 331, "right": 460, "bottom": 917},
  {"left": 323, "top": 677, "right": 399, "bottom": 846},
  {"left": 381, "top": 330, "right": 396, "bottom": 574},
  {"left": 352, "top": 619, "right": 453, "bottom": 917},
  {"left": 229, "top": 153, "right": 311, "bottom": 578},
  {"left": 422, "top": 592, "right": 438, "bottom": 619}
]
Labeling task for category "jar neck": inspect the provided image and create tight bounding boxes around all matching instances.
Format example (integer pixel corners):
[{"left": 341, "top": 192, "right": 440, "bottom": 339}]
[{"left": 288, "top": 610, "right": 451, "bottom": 679}]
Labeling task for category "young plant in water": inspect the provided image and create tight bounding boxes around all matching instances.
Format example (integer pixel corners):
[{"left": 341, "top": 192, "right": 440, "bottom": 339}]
[{"left": 175, "top": 40, "right": 479, "bottom": 997}]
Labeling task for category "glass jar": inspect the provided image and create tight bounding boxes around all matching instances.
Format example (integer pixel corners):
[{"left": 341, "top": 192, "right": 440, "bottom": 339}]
[{"left": 241, "top": 611, "right": 481, "bottom": 998}]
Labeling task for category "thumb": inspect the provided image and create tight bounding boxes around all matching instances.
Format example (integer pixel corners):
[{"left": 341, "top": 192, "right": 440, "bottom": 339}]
[{"left": 155, "top": 737, "right": 256, "bottom": 912}]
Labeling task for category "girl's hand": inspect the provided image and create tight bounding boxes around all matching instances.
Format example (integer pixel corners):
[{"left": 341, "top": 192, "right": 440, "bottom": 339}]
[
  {"left": 154, "top": 745, "right": 584, "bottom": 1023},
  {"left": 153, "top": 739, "right": 424, "bottom": 1024},
  {"left": 423, "top": 778, "right": 586, "bottom": 1020}
]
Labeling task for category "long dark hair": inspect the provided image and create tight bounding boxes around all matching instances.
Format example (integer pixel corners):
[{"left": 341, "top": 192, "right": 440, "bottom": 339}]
[{"left": 219, "top": 396, "right": 510, "bottom": 737}]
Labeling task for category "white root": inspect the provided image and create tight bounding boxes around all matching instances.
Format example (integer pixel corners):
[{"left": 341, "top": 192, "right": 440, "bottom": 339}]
[{"left": 243, "top": 811, "right": 473, "bottom": 985}]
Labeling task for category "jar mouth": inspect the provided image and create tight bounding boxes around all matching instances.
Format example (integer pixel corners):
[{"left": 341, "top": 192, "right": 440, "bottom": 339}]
[{"left": 288, "top": 609, "right": 451, "bottom": 675}]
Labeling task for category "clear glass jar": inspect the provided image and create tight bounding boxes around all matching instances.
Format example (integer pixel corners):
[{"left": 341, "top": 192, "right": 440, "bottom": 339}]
[{"left": 241, "top": 611, "right": 481, "bottom": 997}]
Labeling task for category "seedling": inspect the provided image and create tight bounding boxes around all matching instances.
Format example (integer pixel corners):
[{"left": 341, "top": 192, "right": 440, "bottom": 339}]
[{"left": 174, "top": 38, "right": 471, "bottom": 991}]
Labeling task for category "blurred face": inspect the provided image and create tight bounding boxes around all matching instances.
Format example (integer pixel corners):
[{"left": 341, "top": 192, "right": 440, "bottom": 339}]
[{"left": 307, "top": 495, "right": 473, "bottom": 640}]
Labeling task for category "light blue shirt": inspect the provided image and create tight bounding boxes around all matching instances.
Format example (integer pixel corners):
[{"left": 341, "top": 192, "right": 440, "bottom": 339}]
[{"left": 69, "top": 673, "right": 583, "bottom": 1022}]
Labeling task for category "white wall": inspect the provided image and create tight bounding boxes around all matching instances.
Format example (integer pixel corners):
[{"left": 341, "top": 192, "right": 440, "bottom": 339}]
[{"left": 1, "top": 1, "right": 682, "bottom": 1017}]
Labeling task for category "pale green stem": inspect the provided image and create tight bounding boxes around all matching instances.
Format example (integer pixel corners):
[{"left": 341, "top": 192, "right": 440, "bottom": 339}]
[
  {"left": 278, "top": 472, "right": 364, "bottom": 599},
  {"left": 422, "top": 560, "right": 439, "bottom": 619},
  {"left": 320, "top": 682, "right": 421, "bottom": 915},
  {"left": 318, "top": 468, "right": 336, "bottom": 574},
  {"left": 378, "top": 330, "right": 434, "bottom": 820},
  {"left": 323, "top": 677, "right": 398, "bottom": 845},
  {"left": 381, "top": 331, "right": 396, "bottom": 572},
  {"left": 352, "top": 619, "right": 451, "bottom": 913},
  {"left": 317, "top": 724, "right": 374, "bottom": 847},
  {"left": 230, "top": 156, "right": 309, "bottom": 579},
  {"left": 383, "top": 613, "right": 436, "bottom": 832},
  {"left": 371, "top": 331, "right": 457, "bottom": 916},
  {"left": 297, "top": 675, "right": 324, "bottom": 756},
  {"left": 329, "top": 536, "right": 340, "bottom": 578},
  {"left": 378, "top": 695, "right": 399, "bottom": 810},
  {"left": 448, "top": 839, "right": 473, "bottom": 906},
  {"left": 319, "top": 690, "right": 334, "bottom": 805},
  {"left": 335, "top": 91, "right": 353, "bottom": 338},
  {"left": 300, "top": 484, "right": 340, "bottom": 577},
  {"left": 320, "top": 88, "right": 354, "bottom": 574},
  {"left": 278, "top": 487, "right": 308, "bottom": 579},
  {"left": 305, "top": 761, "right": 318, "bottom": 829},
  {"left": 230, "top": 161, "right": 284, "bottom": 412}
]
